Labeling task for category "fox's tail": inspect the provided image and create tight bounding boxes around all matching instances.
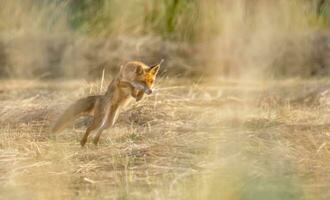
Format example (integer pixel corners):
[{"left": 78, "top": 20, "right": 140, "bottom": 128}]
[{"left": 52, "top": 95, "right": 100, "bottom": 133}]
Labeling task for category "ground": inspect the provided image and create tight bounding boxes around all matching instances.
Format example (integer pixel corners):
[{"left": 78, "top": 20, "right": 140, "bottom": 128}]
[{"left": 0, "top": 78, "right": 330, "bottom": 200}]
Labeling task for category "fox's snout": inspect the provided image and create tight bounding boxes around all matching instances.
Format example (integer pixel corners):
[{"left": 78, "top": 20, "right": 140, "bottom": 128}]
[
  {"left": 145, "top": 88, "right": 152, "bottom": 95},
  {"left": 130, "top": 81, "right": 152, "bottom": 95}
]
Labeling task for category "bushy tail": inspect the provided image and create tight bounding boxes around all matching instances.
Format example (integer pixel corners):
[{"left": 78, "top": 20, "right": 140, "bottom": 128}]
[{"left": 52, "top": 95, "right": 100, "bottom": 133}]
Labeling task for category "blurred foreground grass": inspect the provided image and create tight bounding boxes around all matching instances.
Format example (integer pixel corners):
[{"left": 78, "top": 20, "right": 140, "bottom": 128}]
[{"left": 0, "top": 78, "right": 330, "bottom": 199}]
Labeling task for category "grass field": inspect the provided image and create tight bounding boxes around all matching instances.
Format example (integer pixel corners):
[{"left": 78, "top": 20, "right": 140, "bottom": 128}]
[
  {"left": 0, "top": 1, "right": 329, "bottom": 199},
  {"left": 0, "top": 78, "right": 329, "bottom": 199}
]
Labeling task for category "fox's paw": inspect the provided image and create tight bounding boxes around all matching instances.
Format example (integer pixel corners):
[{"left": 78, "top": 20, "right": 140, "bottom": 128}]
[
  {"left": 93, "top": 137, "right": 100, "bottom": 146},
  {"left": 80, "top": 138, "right": 87, "bottom": 147}
]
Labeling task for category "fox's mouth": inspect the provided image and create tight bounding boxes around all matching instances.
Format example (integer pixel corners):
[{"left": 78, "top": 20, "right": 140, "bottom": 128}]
[
  {"left": 144, "top": 88, "right": 152, "bottom": 95},
  {"left": 130, "top": 81, "right": 153, "bottom": 95}
]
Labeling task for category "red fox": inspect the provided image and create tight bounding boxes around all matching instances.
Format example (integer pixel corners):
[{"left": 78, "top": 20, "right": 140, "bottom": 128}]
[{"left": 52, "top": 60, "right": 163, "bottom": 146}]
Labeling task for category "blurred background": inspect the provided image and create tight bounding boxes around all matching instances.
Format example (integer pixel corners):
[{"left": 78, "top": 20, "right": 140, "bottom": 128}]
[{"left": 0, "top": 0, "right": 329, "bottom": 79}]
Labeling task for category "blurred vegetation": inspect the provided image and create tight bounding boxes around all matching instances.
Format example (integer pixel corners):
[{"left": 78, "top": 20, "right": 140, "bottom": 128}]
[
  {"left": 0, "top": 0, "right": 329, "bottom": 41},
  {"left": 68, "top": 0, "right": 203, "bottom": 41},
  {"left": 66, "top": 0, "right": 330, "bottom": 42},
  {"left": 0, "top": 0, "right": 329, "bottom": 79}
]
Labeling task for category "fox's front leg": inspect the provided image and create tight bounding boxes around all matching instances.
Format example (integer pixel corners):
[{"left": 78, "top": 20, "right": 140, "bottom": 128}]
[
  {"left": 135, "top": 91, "right": 144, "bottom": 101},
  {"left": 131, "top": 90, "right": 144, "bottom": 102}
]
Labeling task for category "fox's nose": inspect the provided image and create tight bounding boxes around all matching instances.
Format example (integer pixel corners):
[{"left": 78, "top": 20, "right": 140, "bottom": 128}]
[{"left": 145, "top": 88, "right": 152, "bottom": 95}]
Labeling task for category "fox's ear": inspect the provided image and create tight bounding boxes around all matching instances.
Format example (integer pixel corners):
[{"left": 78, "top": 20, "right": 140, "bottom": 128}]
[
  {"left": 149, "top": 64, "right": 160, "bottom": 75},
  {"left": 149, "top": 59, "right": 163, "bottom": 75}
]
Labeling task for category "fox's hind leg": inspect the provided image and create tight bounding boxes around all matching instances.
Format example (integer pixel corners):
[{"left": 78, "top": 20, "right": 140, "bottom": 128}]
[
  {"left": 80, "top": 123, "right": 97, "bottom": 147},
  {"left": 93, "top": 106, "right": 119, "bottom": 145},
  {"left": 80, "top": 108, "right": 104, "bottom": 147}
]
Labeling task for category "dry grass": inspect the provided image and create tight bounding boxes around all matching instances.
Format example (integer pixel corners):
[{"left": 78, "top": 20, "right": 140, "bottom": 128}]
[{"left": 0, "top": 78, "right": 330, "bottom": 199}]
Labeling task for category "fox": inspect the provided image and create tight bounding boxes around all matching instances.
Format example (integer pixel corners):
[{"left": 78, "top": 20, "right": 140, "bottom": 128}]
[{"left": 52, "top": 60, "right": 163, "bottom": 147}]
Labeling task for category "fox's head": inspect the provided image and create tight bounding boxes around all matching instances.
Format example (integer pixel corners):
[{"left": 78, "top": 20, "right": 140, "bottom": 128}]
[{"left": 119, "top": 60, "right": 163, "bottom": 94}]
